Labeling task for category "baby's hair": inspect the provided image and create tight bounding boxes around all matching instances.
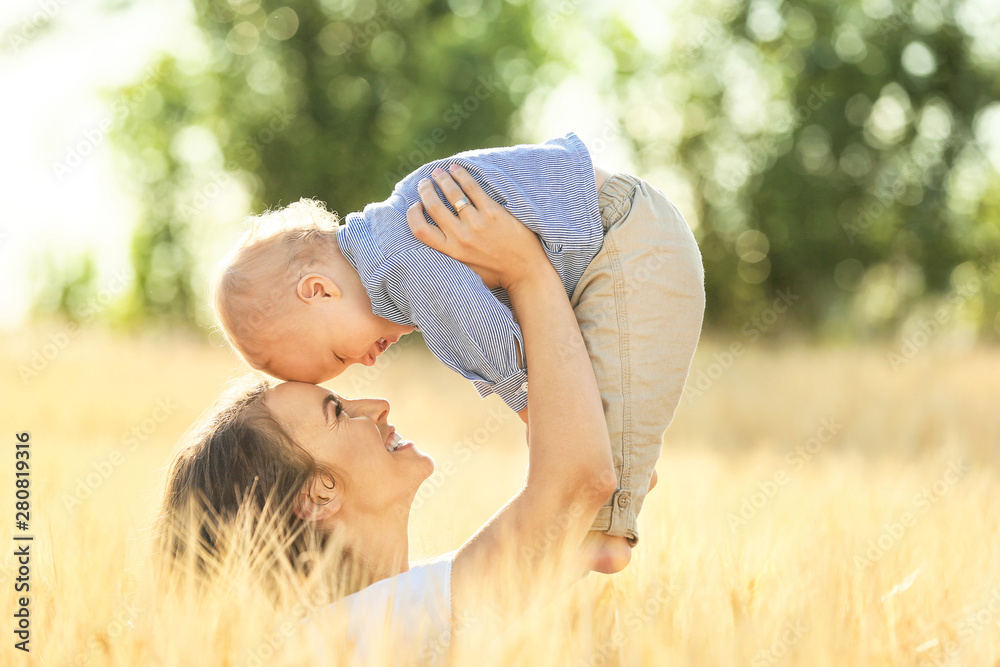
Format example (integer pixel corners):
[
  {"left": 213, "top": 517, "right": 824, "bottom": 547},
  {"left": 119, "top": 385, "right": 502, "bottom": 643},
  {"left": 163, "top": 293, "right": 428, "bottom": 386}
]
[{"left": 212, "top": 198, "right": 341, "bottom": 360}]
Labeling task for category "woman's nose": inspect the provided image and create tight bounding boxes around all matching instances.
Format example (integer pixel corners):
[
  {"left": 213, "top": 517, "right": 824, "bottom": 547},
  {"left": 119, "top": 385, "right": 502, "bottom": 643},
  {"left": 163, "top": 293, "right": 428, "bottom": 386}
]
[{"left": 346, "top": 397, "right": 390, "bottom": 422}]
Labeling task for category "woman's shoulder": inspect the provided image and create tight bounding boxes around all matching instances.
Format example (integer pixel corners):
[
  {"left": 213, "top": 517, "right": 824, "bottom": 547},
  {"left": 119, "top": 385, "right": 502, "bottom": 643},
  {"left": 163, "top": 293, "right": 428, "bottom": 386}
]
[{"left": 346, "top": 550, "right": 456, "bottom": 617}]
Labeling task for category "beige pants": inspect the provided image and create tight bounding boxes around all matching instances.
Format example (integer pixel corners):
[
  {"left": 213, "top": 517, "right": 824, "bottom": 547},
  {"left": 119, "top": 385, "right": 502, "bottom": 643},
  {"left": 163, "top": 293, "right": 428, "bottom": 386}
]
[{"left": 571, "top": 174, "right": 706, "bottom": 545}]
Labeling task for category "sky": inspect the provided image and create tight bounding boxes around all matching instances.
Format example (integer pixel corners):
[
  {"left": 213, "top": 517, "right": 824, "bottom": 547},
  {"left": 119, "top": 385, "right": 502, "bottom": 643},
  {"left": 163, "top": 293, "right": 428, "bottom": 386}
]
[{"left": 0, "top": 0, "right": 193, "bottom": 329}]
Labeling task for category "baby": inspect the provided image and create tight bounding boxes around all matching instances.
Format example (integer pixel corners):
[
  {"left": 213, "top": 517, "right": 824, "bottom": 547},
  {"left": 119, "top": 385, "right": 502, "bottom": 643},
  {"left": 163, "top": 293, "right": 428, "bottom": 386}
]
[{"left": 213, "top": 133, "right": 705, "bottom": 571}]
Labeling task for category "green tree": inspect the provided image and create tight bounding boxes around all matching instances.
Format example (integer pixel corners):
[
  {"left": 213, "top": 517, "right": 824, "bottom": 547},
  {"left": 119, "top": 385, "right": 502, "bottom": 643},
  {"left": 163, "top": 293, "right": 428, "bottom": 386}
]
[
  {"left": 112, "top": 0, "right": 543, "bottom": 325},
  {"left": 601, "top": 0, "right": 1000, "bottom": 337}
]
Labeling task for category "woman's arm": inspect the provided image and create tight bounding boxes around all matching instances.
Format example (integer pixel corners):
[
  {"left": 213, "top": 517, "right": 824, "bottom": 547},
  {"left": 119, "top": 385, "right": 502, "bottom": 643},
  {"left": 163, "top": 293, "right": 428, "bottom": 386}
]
[{"left": 406, "top": 167, "right": 616, "bottom": 630}]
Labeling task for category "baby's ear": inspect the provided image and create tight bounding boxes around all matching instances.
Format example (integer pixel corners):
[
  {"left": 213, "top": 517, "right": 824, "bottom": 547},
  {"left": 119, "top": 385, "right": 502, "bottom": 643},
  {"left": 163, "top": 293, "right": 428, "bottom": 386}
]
[{"left": 296, "top": 273, "right": 341, "bottom": 303}]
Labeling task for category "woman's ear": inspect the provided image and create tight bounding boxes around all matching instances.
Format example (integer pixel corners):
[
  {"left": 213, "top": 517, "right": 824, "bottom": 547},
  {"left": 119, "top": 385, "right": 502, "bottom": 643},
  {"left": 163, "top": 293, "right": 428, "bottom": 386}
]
[
  {"left": 296, "top": 273, "right": 341, "bottom": 304},
  {"left": 292, "top": 476, "right": 344, "bottom": 523}
]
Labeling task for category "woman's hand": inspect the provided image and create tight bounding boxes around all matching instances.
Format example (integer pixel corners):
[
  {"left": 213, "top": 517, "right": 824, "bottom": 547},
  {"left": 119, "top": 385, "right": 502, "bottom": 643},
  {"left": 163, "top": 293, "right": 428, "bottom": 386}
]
[
  {"left": 423, "top": 167, "right": 615, "bottom": 634},
  {"left": 406, "top": 165, "right": 547, "bottom": 292}
]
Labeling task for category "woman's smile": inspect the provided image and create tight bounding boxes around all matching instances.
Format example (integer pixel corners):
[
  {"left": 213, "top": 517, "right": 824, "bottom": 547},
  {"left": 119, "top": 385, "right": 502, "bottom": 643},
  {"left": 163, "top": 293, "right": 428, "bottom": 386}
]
[{"left": 385, "top": 428, "right": 414, "bottom": 453}]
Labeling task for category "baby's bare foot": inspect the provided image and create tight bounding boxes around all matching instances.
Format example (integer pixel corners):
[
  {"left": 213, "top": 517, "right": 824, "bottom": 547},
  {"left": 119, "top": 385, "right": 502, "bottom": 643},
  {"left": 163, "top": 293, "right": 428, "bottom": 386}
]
[{"left": 584, "top": 532, "right": 632, "bottom": 574}]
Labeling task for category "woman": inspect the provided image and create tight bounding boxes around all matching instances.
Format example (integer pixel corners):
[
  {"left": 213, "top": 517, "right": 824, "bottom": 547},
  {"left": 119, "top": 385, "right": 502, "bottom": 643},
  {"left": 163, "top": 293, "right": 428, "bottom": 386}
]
[{"left": 156, "top": 170, "right": 626, "bottom": 663}]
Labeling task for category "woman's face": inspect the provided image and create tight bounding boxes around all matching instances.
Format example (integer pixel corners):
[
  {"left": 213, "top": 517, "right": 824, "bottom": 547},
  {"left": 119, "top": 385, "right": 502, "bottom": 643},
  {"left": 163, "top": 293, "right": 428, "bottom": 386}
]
[{"left": 264, "top": 382, "right": 434, "bottom": 515}]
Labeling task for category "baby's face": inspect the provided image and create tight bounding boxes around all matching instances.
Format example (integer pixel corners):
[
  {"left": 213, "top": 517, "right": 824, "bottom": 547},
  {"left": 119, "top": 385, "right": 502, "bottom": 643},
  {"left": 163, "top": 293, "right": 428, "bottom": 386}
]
[{"left": 247, "top": 296, "right": 413, "bottom": 384}]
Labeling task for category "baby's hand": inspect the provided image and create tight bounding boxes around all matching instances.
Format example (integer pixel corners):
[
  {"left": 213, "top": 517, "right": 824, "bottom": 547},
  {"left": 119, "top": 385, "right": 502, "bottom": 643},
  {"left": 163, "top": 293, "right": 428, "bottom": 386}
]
[{"left": 406, "top": 165, "right": 547, "bottom": 292}]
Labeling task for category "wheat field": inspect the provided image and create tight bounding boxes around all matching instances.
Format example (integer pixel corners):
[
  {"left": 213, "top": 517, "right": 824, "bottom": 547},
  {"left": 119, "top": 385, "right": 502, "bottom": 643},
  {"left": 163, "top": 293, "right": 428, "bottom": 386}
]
[{"left": 1, "top": 326, "right": 998, "bottom": 666}]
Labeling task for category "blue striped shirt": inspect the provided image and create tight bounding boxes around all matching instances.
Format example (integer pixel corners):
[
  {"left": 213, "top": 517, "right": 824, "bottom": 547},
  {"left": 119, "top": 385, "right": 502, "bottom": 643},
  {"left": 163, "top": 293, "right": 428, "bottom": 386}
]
[{"left": 337, "top": 132, "right": 602, "bottom": 412}]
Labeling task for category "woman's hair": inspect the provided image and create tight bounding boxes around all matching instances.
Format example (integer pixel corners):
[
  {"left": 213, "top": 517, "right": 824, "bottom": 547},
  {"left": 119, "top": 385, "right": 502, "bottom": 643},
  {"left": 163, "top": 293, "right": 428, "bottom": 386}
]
[
  {"left": 211, "top": 198, "right": 341, "bottom": 359},
  {"left": 154, "top": 376, "right": 354, "bottom": 596}
]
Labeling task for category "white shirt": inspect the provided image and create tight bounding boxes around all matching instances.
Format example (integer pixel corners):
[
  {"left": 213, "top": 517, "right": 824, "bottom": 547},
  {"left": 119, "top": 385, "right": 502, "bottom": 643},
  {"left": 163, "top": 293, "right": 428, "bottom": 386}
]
[{"left": 305, "top": 551, "right": 456, "bottom": 666}]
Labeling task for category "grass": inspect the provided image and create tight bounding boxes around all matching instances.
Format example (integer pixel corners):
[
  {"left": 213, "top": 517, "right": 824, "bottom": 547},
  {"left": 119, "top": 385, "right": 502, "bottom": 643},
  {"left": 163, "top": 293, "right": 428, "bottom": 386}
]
[{"left": 1, "top": 326, "right": 998, "bottom": 666}]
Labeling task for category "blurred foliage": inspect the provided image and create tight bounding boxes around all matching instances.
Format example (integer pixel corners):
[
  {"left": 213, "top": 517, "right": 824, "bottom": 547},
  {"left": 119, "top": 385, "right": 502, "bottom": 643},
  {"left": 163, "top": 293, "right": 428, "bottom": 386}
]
[
  {"left": 108, "top": 0, "right": 542, "bottom": 325},
  {"left": 85, "top": 0, "right": 1000, "bottom": 339},
  {"left": 598, "top": 0, "right": 1000, "bottom": 338},
  {"left": 31, "top": 255, "right": 98, "bottom": 320}
]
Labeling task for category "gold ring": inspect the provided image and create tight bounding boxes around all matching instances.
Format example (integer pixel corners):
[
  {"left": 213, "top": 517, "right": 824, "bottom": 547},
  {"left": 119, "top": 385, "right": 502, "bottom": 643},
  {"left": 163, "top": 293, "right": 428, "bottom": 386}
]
[{"left": 454, "top": 197, "right": 472, "bottom": 213}]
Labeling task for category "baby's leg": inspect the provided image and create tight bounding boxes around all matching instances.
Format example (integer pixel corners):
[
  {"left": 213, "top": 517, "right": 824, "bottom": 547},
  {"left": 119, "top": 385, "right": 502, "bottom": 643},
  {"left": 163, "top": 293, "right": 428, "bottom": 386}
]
[
  {"left": 570, "top": 173, "right": 705, "bottom": 558},
  {"left": 583, "top": 471, "right": 658, "bottom": 573}
]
